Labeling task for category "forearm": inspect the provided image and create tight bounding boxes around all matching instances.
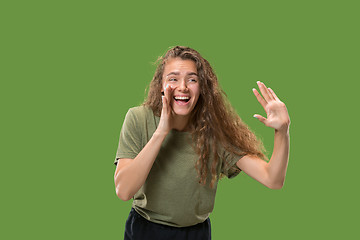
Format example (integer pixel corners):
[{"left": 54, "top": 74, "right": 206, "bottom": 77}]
[
  {"left": 266, "top": 129, "right": 290, "bottom": 188},
  {"left": 115, "top": 130, "right": 167, "bottom": 200}
]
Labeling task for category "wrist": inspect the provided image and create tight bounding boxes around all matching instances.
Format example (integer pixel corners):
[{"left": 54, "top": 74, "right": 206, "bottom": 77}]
[
  {"left": 275, "top": 127, "right": 289, "bottom": 136},
  {"left": 275, "top": 120, "right": 290, "bottom": 134},
  {"left": 154, "top": 129, "right": 169, "bottom": 138}
]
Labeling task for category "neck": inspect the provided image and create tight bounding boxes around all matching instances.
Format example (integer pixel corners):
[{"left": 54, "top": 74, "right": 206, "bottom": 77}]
[{"left": 172, "top": 114, "right": 190, "bottom": 132}]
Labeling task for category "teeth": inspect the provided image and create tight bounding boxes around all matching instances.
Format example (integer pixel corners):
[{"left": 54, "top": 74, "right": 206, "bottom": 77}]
[{"left": 174, "top": 96, "right": 190, "bottom": 100}]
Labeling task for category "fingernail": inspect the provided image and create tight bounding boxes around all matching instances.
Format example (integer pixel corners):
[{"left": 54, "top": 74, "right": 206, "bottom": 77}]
[{"left": 253, "top": 115, "right": 258, "bottom": 119}]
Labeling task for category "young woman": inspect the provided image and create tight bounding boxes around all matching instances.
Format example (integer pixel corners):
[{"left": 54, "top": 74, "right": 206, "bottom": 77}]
[{"left": 114, "top": 46, "right": 290, "bottom": 240}]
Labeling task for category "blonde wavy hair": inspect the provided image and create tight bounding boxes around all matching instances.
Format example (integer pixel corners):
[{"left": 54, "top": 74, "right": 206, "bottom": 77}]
[{"left": 143, "top": 46, "right": 267, "bottom": 188}]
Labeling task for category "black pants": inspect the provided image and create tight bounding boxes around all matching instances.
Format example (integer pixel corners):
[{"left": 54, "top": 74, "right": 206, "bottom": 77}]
[{"left": 124, "top": 208, "right": 211, "bottom": 240}]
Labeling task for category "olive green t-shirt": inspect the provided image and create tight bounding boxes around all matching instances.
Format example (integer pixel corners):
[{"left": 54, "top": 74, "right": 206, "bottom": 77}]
[{"left": 114, "top": 106, "right": 245, "bottom": 227}]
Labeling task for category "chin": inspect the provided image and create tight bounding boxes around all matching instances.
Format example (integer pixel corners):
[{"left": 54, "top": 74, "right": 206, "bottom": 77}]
[
  {"left": 173, "top": 110, "right": 191, "bottom": 116},
  {"left": 172, "top": 106, "right": 194, "bottom": 117}
]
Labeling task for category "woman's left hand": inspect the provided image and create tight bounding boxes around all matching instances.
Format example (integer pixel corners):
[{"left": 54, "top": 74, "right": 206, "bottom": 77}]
[{"left": 253, "top": 81, "right": 290, "bottom": 132}]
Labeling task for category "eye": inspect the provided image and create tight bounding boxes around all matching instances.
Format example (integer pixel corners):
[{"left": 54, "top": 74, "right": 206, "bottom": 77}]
[
  {"left": 169, "top": 78, "right": 177, "bottom": 81},
  {"left": 189, "top": 79, "right": 197, "bottom": 82}
]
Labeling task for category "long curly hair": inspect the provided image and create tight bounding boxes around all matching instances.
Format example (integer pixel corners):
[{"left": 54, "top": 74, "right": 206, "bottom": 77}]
[{"left": 143, "top": 46, "right": 267, "bottom": 188}]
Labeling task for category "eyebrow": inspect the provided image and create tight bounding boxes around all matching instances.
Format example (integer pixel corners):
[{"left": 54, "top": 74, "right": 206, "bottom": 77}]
[{"left": 166, "top": 71, "right": 198, "bottom": 77}]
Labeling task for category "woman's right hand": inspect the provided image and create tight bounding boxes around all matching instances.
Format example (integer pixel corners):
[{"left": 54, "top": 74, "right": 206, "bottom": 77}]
[
  {"left": 115, "top": 84, "right": 175, "bottom": 201},
  {"left": 156, "top": 84, "right": 174, "bottom": 135}
]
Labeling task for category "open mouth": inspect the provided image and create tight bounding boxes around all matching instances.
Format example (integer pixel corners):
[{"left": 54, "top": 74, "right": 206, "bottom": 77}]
[{"left": 173, "top": 96, "right": 191, "bottom": 103}]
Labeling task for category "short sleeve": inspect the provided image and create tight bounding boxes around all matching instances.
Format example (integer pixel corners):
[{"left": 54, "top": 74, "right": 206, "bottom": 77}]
[
  {"left": 114, "top": 109, "right": 142, "bottom": 166},
  {"left": 220, "top": 145, "right": 246, "bottom": 179}
]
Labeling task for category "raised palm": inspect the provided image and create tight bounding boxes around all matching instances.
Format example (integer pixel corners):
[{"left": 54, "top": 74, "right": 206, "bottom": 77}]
[{"left": 253, "top": 81, "right": 290, "bottom": 132}]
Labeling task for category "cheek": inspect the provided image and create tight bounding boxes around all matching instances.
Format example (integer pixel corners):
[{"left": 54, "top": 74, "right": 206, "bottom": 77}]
[{"left": 192, "top": 86, "right": 200, "bottom": 99}]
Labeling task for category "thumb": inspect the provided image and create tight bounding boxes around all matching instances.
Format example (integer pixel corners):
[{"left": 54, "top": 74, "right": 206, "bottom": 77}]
[
  {"left": 161, "top": 96, "right": 167, "bottom": 113},
  {"left": 253, "top": 114, "right": 267, "bottom": 124}
]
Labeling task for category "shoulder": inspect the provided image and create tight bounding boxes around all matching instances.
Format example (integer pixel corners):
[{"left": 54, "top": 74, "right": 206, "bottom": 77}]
[
  {"left": 126, "top": 105, "right": 154, "bottom": 122},
  {"left": 218, "top": 143, "right": 244, "bottom": 160},
  {"left": 218, "top": 142, "right": 245, "bottom": 177},
  {"left": 128, "top": 105, "right": 153, "bottom": 116}
]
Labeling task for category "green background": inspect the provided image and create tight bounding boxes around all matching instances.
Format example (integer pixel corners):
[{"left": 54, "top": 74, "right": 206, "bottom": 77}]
[{"left": 1, "top": 0, "right": 359, "bottom": 239}]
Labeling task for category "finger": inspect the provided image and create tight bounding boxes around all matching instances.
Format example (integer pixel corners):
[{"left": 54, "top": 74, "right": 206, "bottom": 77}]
[
  {"left": 260, "top": 81, "right": 275, "bottom": 101},
  {"left": 263, "top": 84, "right": 276, "bottom": 101},
  {"left": 165, "top": 84, "right": 174, "bottom": 112},
  {"left": 268, "top": 87, "right": 281, "bottom": 101},
  {"left": 164, "top": 84, "right": 170, "bottom": 105},
  {"left": 161, "top": 85, "right": 167, "bottom": 111},
  {"left": 257, "top": 81, "right": 273, "bottom": 102},
  {"left": 253, "top": 114, "right": 267, "bottom": 125},
  {"left": 161, "top": 95, "right": 168, "bottom": 115},
  {"left": 252, "top": 88, "right": 267, "bottom": 110}
]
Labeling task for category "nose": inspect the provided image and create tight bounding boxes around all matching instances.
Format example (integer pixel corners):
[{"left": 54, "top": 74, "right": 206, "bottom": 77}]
[{"left": 178, "top": 79, "right": 188, "bottom": 91}]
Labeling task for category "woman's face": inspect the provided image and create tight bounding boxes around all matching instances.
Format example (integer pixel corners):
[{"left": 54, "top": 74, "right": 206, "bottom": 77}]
[{"left": 162, "top": 57, "right": 200, "bottom": 117}]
